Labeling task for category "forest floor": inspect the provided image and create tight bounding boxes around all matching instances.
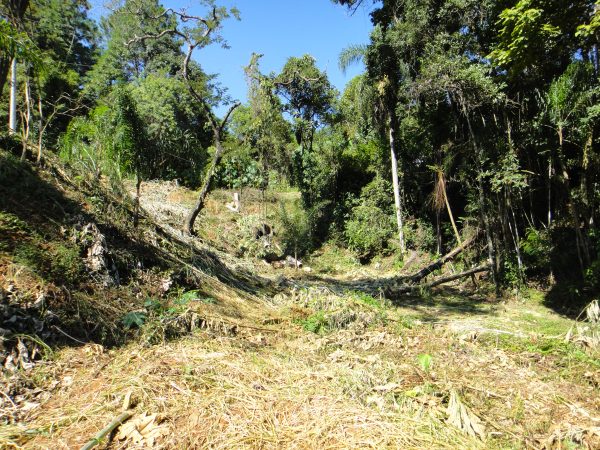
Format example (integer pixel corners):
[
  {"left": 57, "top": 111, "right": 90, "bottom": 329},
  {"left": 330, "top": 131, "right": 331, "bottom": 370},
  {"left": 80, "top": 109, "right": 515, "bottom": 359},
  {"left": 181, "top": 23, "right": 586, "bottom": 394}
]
[{"left": 1, "top": 171, "right": 600, "bottom": 449}]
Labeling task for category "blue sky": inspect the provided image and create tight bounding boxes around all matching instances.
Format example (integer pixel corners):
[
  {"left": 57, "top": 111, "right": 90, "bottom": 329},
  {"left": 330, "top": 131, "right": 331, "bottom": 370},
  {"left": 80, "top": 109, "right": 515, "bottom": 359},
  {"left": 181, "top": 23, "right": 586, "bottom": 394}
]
[{"left": 89, "top": 1, "right": 374, "bottom": 115}]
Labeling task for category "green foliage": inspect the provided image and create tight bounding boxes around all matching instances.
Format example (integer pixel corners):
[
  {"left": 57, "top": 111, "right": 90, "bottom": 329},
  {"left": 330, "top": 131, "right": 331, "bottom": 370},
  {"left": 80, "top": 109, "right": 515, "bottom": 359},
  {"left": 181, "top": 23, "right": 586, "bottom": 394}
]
[
  {"left": 216, "top": 152, "right": 264, "bottom": 189},
  {"left": 173, "top": 289, "right": 216, "bottom": 305},
  {"left": 235, "top": 214, "right": 272, "bottom": 259},
  {"left": 60, "top": 103, "right": 127, "bottom": 189},
  {"left": 129, "top": 74, "right": 211, "bottom": 185},
  {"left": 278, "top": 201, "right": 312, "bottom": 257},
  {"left": 275, "top": 54, "right": 336, "bottom": 137},
  {"left": 501, "top": 256, "right": 525, "bottom": 289},
  {"left": 482, "top": 333, "right": 600, "bottom": 378},
  {"left": 13, "top": 239, "right": 83, "bottom": 286},
  {"left": 417, "top": 354, "right": 433, "bottom": 372},
  {"left": 345, "top": 204, "right": 393, "bottom": 261},
  {"left": 521, "top": 227, "right": 552, "bottom": 274},
  {"left": 300, "top": 311, "right": 328, "bottom": 334},
  {"left": 232, "top": 63, "right": 295, "bottom": 186},
  {"left": 344, "top": 175, "right": 395, "bottom": 261},
  {"left": 308, "top": 245, "right": 360, "bottom": 274},
  {"left": 0, "top": 19, "right": 40, "bottom": 62},
  {"left": 84, "top": 0, "right": 181, "bottom": 96},
  {"left": 0, "top": 211, "right": 30, "bottom": 251},
  {"left": 350, "top": 291, "right": 386, "bottom": 309},
  {"left": 584, "top": 260, "right": 600, "bottom": 291},
  {"left": 488, "top": 0, "right": 593, "bottom": 74},
  {"left": 403, "top": 218, "right": 436, "bottom": 253},
  {"left": 122, "top": 311, "right": 147, "bottom": 329}
]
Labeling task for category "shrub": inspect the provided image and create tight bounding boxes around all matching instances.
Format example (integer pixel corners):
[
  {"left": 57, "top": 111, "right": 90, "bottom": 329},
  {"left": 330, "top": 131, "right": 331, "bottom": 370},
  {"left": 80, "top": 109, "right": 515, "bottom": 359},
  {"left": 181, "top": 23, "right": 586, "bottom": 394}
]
[
  {"left": 521, "top": 227, "right": 552, "bottom": 274},
  {"left": 404, "top": 218, "right": 436, "bottom": 253},
  {"left": 278, "top": 201, "right": 312, "bottom": 258},
  {"left": 236, "top": 214, "right": 271, "bottom": 259},
  {"left": 345, "top": 204, "right": 394, "bottom": 261}
]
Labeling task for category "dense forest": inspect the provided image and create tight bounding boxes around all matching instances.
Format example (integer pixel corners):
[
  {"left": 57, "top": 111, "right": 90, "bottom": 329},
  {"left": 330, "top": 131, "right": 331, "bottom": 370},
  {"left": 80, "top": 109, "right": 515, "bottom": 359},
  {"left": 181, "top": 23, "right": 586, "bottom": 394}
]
[{"left": 1, "top": 1, "right": 600, "bottom": 448}]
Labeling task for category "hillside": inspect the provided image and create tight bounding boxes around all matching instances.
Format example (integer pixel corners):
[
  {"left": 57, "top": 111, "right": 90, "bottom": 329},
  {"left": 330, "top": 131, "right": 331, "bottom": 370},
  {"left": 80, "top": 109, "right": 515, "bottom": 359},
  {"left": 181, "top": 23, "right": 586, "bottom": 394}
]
[{"left": 0, "top": 150, "right": 599, "bottom": 449}]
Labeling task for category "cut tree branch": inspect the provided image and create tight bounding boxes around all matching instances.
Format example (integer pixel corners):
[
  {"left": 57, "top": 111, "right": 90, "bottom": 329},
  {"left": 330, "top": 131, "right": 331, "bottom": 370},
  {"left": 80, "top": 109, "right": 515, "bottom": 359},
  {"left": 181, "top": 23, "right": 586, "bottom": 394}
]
[{"left": 407, "top": 229, "right": 481, "bottom": 284}]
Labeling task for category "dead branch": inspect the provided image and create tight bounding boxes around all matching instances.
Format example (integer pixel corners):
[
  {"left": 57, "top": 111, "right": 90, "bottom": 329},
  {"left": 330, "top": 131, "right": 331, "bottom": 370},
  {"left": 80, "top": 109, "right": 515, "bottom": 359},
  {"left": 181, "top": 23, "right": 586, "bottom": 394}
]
[
  {"left": 394, "top": 263, "right": 490, "bottom": 294},
  {"left": 407, "top": 230, "right": 481, "bottom": 284}
]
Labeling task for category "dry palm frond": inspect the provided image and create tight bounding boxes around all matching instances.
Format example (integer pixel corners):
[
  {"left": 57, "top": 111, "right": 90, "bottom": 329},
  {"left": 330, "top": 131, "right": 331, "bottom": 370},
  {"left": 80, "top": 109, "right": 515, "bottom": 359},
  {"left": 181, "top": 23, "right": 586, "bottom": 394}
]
[{"left": 446, "top": 390, "right": 486, "bottom": 439}]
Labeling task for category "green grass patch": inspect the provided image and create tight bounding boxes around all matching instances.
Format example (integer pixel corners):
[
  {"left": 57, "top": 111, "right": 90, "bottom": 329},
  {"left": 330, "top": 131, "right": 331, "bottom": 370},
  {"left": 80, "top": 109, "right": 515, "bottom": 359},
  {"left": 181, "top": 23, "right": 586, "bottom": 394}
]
[
  {"left": 308, "top": 244, "right": 360, "bottom": 274},
  {"left": 298, "top": 311, "right": 328, "bottom": 334},
  {"left": 480, "top": 332, "right": 600, "bottom": 384}
]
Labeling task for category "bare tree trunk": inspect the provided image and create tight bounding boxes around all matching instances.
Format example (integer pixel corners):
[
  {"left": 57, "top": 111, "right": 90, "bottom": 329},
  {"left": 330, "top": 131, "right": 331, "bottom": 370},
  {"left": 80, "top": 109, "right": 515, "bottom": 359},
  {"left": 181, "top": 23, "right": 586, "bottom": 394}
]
[
  {"left": 547, "top": 152, "right": 553, "bottom": 227},
  {"left": 417, "top": 264, "right": 490, "bottom": 291},
  {"left": 9, "top": 58, "right": 17, "bottom": 134},
  {"left": 134, "top": 171, "right": 142, "bottom": 228},
  {"left": 443, "top": 179, "right": 461, "bottom": 245},
  {"left": 37, "top": 95, "right": 43, "bottom": 164},
  {"left": 436, "top": 209, "right": 442, "bottom": 254},
  {"left": 389, "top": 116, "right": 405, "bottom": 255},
  {"left": 408, "top": 231, "right": 480, "bottom": 283},
  {"left": 20, "top": 76, "right": 31, "bottom": 162},
  {"left": 184, "top": 140, "right": 225, "bottom": 235}
]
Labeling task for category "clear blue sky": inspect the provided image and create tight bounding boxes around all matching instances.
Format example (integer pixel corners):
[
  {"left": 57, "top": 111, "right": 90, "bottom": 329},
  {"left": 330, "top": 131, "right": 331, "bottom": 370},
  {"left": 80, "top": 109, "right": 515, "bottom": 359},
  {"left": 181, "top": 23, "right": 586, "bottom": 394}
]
[{"left": 89, "top": 1, "right": 374, "bottom": 115}]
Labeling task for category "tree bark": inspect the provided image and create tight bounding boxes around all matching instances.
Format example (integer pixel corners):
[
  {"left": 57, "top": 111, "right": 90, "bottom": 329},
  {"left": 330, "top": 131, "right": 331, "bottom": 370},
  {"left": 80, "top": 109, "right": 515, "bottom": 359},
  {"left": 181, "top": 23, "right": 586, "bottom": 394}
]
[
  {"left": 36, "top": 95, "right": 43, "bottom": 163},
  {"left": 184, "top": 140, "right": 224, "bottom": 235},
  {"left": 419, "top": 264, "right": 489, "bottom": 290},
  {"left": 407, "top": 231, "right": 480, "bottom": 284},
  {"left": 9, "top": 58, "right": 17, "bottom": 134},
  {"left": 389, "top": 115, "right": 405, "bottom": 255},
  {"left": 20, "top": 76, "right": 31, "bottom": 162}
]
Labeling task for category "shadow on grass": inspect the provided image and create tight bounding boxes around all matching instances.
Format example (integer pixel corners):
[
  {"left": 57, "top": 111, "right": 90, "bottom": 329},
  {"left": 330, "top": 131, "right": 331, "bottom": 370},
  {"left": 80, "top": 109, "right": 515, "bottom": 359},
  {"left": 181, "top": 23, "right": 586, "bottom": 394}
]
[
  {"left": 542, "top": 227, "right": 597, "bottom": 319},
  {"left": 0, "top": 150, "right": 267, "bottom": 350},
  {"left": 298, "top": 271, "right": 496, "bottom": 321}
]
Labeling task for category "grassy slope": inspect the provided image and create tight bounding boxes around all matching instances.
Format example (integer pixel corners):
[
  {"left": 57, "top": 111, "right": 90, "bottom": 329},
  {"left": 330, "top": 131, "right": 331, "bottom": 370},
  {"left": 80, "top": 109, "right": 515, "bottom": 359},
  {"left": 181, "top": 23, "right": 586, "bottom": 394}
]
[{"left": 1, "top": 151, "right": 599, "bottom": 449}]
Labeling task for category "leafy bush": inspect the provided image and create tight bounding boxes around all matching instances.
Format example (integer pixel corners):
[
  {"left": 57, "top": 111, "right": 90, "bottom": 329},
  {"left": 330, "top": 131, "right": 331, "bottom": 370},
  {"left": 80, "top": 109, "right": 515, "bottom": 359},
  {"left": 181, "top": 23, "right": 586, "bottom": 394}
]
[
  {"left": 278, "top": 201, "right": 312, "bottom": 257},
  {"left": 345, "top": 204, "right": 394, "bottom": 261},
  {"left": 236, "top": 214, "right": 272, "bottom": 259},
  {"left": 404, "top": 218, "right": 436, "bottom": 253},
  {"left": 521, "top": 227, "right": 552, "bottom": 274},
  {"left": 300, "top": 311, "right": 328, "bottom": 333},
  {"left": 0, "top": 212, "right": 30, "bottom": 251},
  {"left": 359, "top": 175, "right": 393, "bottom": 212},
  {"left": 216, "top": 153, "right": 265, "bottom": 189},
  {"left": 342, "top": 176, "right": 396, "bottom": 261},
  {"left": 585, "top": 260, "right": 600, "bottom": 291}
]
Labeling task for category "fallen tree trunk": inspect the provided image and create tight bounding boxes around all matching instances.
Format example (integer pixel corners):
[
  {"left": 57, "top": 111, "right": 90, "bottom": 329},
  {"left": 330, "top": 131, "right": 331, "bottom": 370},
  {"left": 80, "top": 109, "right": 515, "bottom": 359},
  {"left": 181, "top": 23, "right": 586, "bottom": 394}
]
[
  {"left": 408, "top": 230, "right": 480, "bottom": 284},
  {"left": 394, "top": 263, "right": 490, "bottom": 294},
  {"left": 420, "top": 263, "right": 489, "bottom": 290}
]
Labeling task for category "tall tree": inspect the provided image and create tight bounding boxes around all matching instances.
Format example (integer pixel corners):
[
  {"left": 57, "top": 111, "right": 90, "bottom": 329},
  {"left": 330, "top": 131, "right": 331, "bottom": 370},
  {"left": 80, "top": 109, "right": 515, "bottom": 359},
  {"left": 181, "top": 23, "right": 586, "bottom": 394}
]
[
  {"left": 274, "top": 54, "right": 336, "bottom": 207},
  {"left": 117, "top": 0, "right": 241, "bottom": 235}
]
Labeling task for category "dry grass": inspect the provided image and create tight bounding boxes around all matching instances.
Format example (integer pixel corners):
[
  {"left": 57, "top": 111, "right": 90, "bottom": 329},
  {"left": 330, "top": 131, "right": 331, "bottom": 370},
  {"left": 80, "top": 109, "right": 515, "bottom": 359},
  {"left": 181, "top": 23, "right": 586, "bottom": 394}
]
[{"left": 4, "top": 286, "right": 600, "bottom": 450}]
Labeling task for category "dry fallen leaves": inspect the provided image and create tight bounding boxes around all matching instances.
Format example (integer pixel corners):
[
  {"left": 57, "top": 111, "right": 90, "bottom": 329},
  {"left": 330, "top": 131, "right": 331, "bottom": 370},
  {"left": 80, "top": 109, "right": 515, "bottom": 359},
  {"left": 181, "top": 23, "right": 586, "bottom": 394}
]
[
  {"left": 117, "top": 412, "right": 169, "bottom": 448},
  {"left": 446, "top": 390, "right": 486, "bottom": 439}
]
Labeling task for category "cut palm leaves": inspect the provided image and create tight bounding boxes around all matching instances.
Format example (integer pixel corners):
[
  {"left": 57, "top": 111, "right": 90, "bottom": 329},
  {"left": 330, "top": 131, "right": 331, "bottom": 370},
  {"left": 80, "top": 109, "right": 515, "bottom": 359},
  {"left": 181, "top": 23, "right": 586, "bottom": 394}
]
[{"left": 446, "top": 390, "right": 486, "bottom": 439}]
